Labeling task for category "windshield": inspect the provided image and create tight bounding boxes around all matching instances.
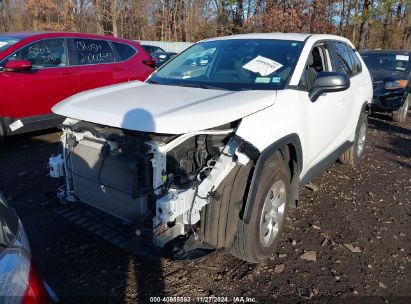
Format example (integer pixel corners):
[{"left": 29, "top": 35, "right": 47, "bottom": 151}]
[
  {"left": 362, "top": 53, "right": 409, "bottom": 73},
  {"left": 149, "top": 39, "right": 304, "bottom": 91},
  {"left": 0, "top": 36, "right": 22, "bottom": 52}
]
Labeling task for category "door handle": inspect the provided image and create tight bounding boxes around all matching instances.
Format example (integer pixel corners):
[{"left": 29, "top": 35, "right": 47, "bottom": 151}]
[
  {"left": 337, "top": 97, "right": 344, "bottom": 106},
  {"left": 62, "top": 71, "right": 75, "bottom": 76},
  {"left": 113, "top": 68, "right": 123, "bottom": 72}
]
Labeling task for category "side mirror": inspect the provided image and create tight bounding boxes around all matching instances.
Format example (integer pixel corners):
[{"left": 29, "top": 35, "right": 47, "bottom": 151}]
[
  {"left": 309, "top": 71, "right": 350, "bottom": 102},
  {"left": 4, "top": 60, "right": 32, "bottom": 72}
]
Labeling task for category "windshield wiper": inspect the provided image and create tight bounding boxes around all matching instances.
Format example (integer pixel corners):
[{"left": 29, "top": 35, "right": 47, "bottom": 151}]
[{"left": 173, "top": 83, "right": 228, "bottom": 90}]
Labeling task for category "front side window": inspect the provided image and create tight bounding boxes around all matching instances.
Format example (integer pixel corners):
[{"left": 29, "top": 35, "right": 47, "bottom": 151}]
[
  {"left": 73, "top": 38, "right": 115, "bottom": 65},
  {"left": 150, "top": 39, "right": 304, "bottom": 91},
  {"left": 5, "top": 39, "right": 68, "bottom": 69},
  {"left": 299, "top": 43, "right": 333, "bottom": 91},
  {"left": 333, "top": 42, "right": 354, "bottom": 77},
  {"left": 361, "top": 53, "right": 409, "bottom": 73}
]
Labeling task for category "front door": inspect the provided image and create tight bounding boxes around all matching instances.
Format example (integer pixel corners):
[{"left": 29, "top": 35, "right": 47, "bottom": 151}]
[
  {"left": 0, "top": 38, "right": 78, "bottom": 119},
  {"left": 298, "top": 42, "right": 349, "bottom": 174}
]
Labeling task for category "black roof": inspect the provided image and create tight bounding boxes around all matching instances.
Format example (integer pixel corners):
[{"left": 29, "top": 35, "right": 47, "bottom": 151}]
[{"left": 360, "top": 49, "right": 410, "bottom": 55}]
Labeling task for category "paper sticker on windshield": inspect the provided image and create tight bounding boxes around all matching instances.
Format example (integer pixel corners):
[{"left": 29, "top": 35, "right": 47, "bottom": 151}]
[
  {"left": 272, "top": 77, "right": 281, "bottom": 83},
  {"left": 9, "top": 120, "right": 24, "bottom": 132},
  {"left": 243, "top": 55, "right": 283, "bottom": 76},
  {"left": 396, "top": 55, "right": 409, "bottom": 61},
  {"left": 255, "top": 77, "right": 271, "bottom": 83},
  {"left": 0, "top": 42, "right": 7, "bottom": 48}
]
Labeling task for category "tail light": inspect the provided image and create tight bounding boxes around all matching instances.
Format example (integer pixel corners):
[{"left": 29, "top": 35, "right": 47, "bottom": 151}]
[
  {"left": 142, "top": 59, "right": 156, "bottom": 69},
  {"left": 0, "top": 222, "right": 48, "bottom": 304},
  {"left": 22, "top": 263, "right": 48, "bottom": 304}
]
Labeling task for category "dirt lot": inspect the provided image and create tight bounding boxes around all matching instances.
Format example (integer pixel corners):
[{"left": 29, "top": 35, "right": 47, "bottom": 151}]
[{"left": 0, "top": 113, "right": 410, "bottom": 304}]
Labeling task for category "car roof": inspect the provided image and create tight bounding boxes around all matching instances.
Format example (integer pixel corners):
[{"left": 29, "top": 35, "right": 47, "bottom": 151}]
[
  {"left": 199, "top": 32, "right": 349, "bottom": 43},
  {"left": 361, "top": 50, "right": 410, "bottom": 55},
  {"left": 1, "top": 31, "right": 139, "bottom": 44}
]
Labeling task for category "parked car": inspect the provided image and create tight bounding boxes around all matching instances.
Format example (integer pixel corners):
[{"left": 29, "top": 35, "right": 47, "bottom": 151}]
[
  {"left": 50, "top": 33, "right": 372, "bottom": 262},
  {"left": 0, "top": 32, "right": 155, "bottom": 139},
  {"left": 151, "top": 52, "right": 177, "bottom": 68},
  {"left": 140, "top": 44, "right": 165, "bottom": 54},
  {"left": 361, "top": 50, "right": 410, "bottom": 122},
  {"left": 0, "top": 193, "right": 53, "bottom": 303},
  {"left": 140, "top": 44, "right": 177, "bottom": 68}
]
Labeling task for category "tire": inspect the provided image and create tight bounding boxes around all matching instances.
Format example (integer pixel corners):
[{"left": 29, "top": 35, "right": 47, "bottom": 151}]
[
  {"left": 198, "top": 162, "right": 253, "bottom": 249},
  {"left": 229, "top": 151, "right": 291, "bottom": 263},
  {"left": 339, "top": 112, "right": 368, "bottom": 166},
  {"left": 0, "top": 117, "right": 5, "bottom": 141},
  {"left": 392, "top": 94, "right": 410, "bottom": 123}
]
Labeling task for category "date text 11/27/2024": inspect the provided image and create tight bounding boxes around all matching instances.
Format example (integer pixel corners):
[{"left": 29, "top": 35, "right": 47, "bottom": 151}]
[{"left": 149, "top": 296, "right": 257, "bottom": 303}]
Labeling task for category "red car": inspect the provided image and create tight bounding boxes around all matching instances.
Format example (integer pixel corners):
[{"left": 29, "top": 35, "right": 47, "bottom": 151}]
[{"left": 0, "top": 32, "right": 155, "bottom": 139}]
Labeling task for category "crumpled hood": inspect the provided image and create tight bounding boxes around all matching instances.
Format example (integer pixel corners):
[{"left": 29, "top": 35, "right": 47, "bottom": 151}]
[{"left": 53, "top": 81, "right": 276, "bottom": 134}]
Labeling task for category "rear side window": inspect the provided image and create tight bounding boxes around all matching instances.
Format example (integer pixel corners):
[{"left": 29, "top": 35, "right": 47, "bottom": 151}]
[
  {"left": 73, "top": 38, "right": 115, "bottom": 65},
  {"left": 112, "top": 42, "right": 137, "bottom": 61},
  {"left": 333, "top": 42, "right": 354, "bottom": 77},
  {"left": 6, "top": 38, "right": 68, "bottom": 68},
  {"left": 347, "top": 48, "right": 362, "bottom": 76}
]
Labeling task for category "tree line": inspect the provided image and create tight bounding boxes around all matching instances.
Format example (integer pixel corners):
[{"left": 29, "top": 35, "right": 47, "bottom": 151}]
[{"left": 0, "top": 0, "right": 409, "bottom": 50}]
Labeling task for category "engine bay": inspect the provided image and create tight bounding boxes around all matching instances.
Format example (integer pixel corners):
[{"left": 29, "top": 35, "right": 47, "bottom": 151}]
[{"left": 50, "top": 118, "right": 252, "bottom": 248}]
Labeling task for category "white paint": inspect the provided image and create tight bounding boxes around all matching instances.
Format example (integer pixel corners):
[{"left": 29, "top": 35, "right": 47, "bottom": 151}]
[
  {"left": 243, "top": 55, "right": 283, "bottom": 76},
  {"left": 53, "top": 81, "right": 276, "bottom": 134},
  {"left": 9, "top": 120, "right": 24, "bottom": 132}
]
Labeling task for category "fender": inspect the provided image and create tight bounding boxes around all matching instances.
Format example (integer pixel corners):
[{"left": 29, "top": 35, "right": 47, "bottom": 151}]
[{"left": 242, "top": 134, "right": 303, "bottom": 224}]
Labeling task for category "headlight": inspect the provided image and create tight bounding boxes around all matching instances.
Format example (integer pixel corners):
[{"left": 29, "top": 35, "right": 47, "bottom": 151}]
[{"left": 384, "top": 80, "right": 408, "bottom": 89}]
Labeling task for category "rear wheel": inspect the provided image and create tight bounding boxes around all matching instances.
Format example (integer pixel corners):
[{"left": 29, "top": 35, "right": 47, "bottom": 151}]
[
  {"left": 339, "top": 112, "right": 368, "bottom": 166},
  {"left": 392, "top": 94, "right": 410, "bottom": 123},
  {"left": 229, "top": 151, "right": 291, "bottom": 263},
  {"left": 0, "top": 117, "right": 5, "bottom": 141}
]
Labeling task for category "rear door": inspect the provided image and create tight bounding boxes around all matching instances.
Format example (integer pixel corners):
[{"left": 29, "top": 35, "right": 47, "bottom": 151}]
[
  {"left": 69, "top": 38, "right": 117, "bottom": 92},
  {"left": 330, "top": 41, "right": 365, "bottom": 138},
  {"left": 0, "top": 38, "right": 78, "bottom": 119},
  {"left": 111, "top": 41, "right": 139, "bottom": 82}
]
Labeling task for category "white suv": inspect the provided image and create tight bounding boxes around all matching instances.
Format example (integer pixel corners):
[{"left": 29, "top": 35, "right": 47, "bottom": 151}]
[{"left": 50, "top": 33, "right": 373, "bottom": 262}]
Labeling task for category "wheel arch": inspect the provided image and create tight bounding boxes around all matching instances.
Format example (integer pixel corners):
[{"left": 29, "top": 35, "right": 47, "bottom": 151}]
[{"left": 242, "top": 133, "right": 303, "bottom": 224}]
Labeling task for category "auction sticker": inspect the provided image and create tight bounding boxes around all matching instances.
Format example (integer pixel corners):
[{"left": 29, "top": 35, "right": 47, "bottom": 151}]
[
  {"left": 9, "top": 119, "right": 24, "bottom": 132},
  {"left": 255, "top": 77, "right": 271, "bottom": 83},
  {"left": 396, "top": 55, "right": 409, "bottom": 61},
  {"left": 0, "top": 41, "right": 7, "bottom": 48},
  {"left": 243, "top": 55, "right": 283, "bottom": 76}
]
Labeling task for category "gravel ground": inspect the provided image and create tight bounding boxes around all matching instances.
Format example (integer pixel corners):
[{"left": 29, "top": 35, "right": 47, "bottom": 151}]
[{"left": 0, "top": 112, "right": 410, "bottom": 304}]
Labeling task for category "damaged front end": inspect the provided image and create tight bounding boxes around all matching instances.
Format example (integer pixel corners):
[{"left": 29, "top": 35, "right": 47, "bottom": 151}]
[{"left": 49, "top": 118, "right": 257, "bottom": 254}]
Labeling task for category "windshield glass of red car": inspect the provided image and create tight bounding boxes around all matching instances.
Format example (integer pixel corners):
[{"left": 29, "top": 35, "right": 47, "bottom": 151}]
[
  {"left": 0, "top": 37, "right": 22, "bottom": 52},
  {"left": 150, "top": 39, "right": 303, "bottom": 91}
]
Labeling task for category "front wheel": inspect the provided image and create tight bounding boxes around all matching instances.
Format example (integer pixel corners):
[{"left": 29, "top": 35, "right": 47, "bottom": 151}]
[
  {"left": 229, "top": 151, "right": 291, "bottom": 263},
  {"left": 392, "top": 94, "right": 410, "bottom": 123},
  {"left": 339, "top": 112, "right": 368, "bottom": 166}
]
